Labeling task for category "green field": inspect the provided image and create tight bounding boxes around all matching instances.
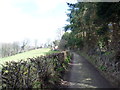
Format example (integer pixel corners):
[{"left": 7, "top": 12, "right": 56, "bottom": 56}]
[{"left": 0, "top": 48, "right": 59, "bottom": 69}]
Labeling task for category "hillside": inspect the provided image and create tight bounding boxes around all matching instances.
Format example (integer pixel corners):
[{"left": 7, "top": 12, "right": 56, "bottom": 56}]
[{"left": 0, "top": 48, "right": 58, "bottom": 69}]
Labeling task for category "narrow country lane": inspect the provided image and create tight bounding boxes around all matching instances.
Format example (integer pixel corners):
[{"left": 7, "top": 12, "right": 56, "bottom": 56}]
[{"left": 62, "top": 52, "right": 113, "bottom": 88}]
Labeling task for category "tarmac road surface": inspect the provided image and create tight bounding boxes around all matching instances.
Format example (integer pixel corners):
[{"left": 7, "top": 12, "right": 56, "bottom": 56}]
[{"left": 62, "top": 52, "right": 114, "bottom": 88}]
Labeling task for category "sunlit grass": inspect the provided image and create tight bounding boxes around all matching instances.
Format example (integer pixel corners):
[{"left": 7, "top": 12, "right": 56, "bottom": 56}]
[{"left": 0, "top": 48, "right": 59, "bottom": 69}]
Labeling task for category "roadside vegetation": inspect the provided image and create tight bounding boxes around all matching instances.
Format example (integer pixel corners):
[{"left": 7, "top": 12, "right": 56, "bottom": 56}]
[
  {"left": 0, "top": 48, "right": 59, "bottom": 69},
  {"left": 0, "top": 48, "right": 72, "bottom": 89},
  {"left": 60, "top": 2, "right": 120, "bottom": 87},
  {"left": 0, "top": 1, "right": 119, "bottom": 89}
]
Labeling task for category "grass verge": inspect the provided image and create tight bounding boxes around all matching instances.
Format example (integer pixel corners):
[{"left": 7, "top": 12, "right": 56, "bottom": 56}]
[{"left": 0, "top": 48, "right": 59, "bottom": 69}]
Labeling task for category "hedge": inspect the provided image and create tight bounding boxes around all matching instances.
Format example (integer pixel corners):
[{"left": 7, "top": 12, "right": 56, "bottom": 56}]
[{"left": 1, "top": 52, "right": 72, "bottom": 89}]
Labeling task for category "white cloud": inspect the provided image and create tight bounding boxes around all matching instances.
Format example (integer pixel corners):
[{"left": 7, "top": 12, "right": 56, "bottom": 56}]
[
  {"left": 35, "top": 0, "right": 59, "bottom": 13},
  {"left": 0, "top": 0, "right": 74, "bottom": 44}
]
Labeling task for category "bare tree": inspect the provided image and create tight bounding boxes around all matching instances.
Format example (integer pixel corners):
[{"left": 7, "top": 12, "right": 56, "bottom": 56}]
[
  {"left": 12, "top": 42, "right": 20, "bottom": 55},
  {"left": 21, "top": 39, "right": 30, "bottom": 52},
  {"left": 53, "top": 40, "right": 60, "bottom": 47},
  {"left": 1, "top": 43, "right": 12, "bottom": 57},
  {"left": 56, "top": 28, "right": 64, "bottom": 40},
  {"left": 34, "top": 39, "right": 38, "bottom": 49},
  {"left": 46, "top": 39, "right": 52, "bottom": 48},
  {"left": 0, "top": 43, "right": 2, "bottom": 57},
  {"left": 0, "top": 42, "right": 20, "bottom": 58}
]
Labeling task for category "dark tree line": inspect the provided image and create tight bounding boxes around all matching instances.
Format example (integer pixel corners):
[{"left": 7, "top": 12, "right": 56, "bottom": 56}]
[
  {"left": 59, "top": 2, "right": 120, "bottom": 86},
  {"left": 58, "top": 2, "right": 120, "bottom": 73},
  {"left": 61, "top": 2, "right": 120, "bottom": 59}
]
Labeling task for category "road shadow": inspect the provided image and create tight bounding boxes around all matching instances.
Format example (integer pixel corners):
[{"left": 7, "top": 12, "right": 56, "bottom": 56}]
[{"left": 61, "top": 53, "right": 113, "bottom": 88}]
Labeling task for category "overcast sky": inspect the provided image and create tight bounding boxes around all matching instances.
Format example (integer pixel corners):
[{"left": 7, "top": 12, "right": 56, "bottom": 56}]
[{"left": 0, "top": 0, "right": 77, "bottom": 45}]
